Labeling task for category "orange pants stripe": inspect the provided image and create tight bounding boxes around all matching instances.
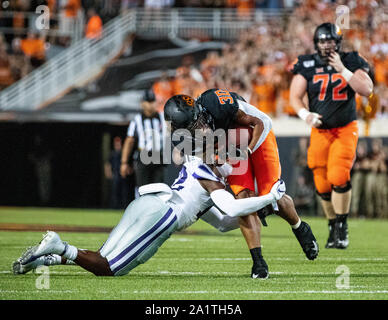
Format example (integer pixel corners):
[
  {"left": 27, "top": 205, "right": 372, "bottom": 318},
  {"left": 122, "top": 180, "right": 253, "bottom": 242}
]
[{"left": 307, "top": 120, "right": 359, "bottom": 194}]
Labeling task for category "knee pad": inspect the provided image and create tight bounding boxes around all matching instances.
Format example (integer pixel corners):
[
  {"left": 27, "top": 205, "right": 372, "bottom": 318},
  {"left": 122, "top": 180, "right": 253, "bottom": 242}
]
[
  {"left": 332, "top": 181, "right": 352, "bottom": 193},
  {"left": 312, "top": 167, "right": 332, "bottom": 194},
  {"left": 317, "top": 191, "right": 331, "bottom": 201}
]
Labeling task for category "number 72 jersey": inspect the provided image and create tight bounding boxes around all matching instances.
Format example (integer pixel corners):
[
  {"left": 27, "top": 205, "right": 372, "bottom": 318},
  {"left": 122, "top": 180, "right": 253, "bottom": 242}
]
[{"left": 292, "top": 51, "right": 370, "bottom": 129}]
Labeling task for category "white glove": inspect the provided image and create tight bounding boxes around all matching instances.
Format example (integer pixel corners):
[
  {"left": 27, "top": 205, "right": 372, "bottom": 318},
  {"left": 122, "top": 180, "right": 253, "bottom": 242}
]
[
  {"left": 297, "top": 108, "right": 322, "bottom": 127},
  {"left": 270, "top": 179, "right": 286, "bottom": 201}
]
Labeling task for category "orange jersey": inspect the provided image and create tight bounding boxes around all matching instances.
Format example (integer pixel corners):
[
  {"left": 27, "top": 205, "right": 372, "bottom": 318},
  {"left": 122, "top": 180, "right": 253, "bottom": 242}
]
[{"left": 85, "top": 15, "right": 103, "bottom": 39}]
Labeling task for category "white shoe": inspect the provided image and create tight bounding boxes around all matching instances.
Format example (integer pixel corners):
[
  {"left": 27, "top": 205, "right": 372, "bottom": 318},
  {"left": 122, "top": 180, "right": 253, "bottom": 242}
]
[
  {"left": 13, "top": 254, "right": 58, "bottom": 275},
  {"left": 20, "top": 231, "right": 66, "bottom": 265}
]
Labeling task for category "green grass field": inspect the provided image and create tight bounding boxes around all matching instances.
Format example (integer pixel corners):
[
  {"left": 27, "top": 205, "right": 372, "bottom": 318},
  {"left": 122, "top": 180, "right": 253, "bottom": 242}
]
[{"left": 0, "top": 207, "right": 387, "bottom": 300}]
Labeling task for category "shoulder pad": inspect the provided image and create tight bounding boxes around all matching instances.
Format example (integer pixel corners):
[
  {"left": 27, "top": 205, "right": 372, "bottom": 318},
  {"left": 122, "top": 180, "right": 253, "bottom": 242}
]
[
  {"left": 192, "top": 163, "right": 221, "bottom": 182},
  {"left": 291, "top": 54, "right": 316, "bottom": 74}
]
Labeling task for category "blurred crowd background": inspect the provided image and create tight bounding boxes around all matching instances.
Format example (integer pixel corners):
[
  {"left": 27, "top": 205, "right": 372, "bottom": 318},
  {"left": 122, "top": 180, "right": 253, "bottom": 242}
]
[
  {"left": 1, "top": 0, "right": 387, "bottom": 217},
  {"left": 1, "top": 0, "right": 388, "bottom": 116}
]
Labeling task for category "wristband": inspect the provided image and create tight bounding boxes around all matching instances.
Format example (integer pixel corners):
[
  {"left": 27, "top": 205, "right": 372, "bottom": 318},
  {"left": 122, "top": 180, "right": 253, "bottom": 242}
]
[
  {"left": 297, "top": 108, "right": 310, "bottom": 122},
  {"left": 247, "top": 147, "right": 253, "bottom": 155},
  {"left": 341, "top": 68, "right": 353, "bottom": 82}
]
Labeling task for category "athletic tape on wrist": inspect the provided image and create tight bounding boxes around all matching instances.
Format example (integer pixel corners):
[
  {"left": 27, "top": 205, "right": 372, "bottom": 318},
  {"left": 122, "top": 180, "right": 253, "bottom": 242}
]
[
  {"left": 297, "top": 108, "right": 310, "bottom": 122},
  {"left": 341, "top": 68, "right": 353, "bottom": 82}
]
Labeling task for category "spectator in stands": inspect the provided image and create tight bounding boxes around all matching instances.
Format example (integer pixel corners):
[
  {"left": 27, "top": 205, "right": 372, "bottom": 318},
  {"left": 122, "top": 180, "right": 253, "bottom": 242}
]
[
  {"left": 120, "top": 89, "right": 166, "bottom": 192},
  {"left": 236, "top": 0, "right": 254, "bottom": 20},
  {"left": 85, "top": 8, "right": 103, "bottom": 39},
  {"left": 152, "top": 71, "right": 175, "bottom": 112},
  {"left": 20, "top": 31, "right": 46, "bottom": 67},
  {"left": 0, "top": 47, "right": 13, "bottom": 89}
]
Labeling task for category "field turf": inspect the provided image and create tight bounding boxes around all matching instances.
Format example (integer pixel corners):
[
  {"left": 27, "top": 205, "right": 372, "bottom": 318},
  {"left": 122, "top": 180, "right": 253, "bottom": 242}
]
[{"left": 0, "top": 207, "right": 387, "bottom": 300}]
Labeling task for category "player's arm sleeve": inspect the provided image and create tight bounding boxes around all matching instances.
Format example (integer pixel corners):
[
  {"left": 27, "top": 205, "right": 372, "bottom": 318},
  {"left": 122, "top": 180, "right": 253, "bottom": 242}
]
[
  {"left": 127, "top": 120, "right": 137, "bottom": 138},
  {"left": 192, "top": 164, "right": 223, "bottom": 182},
  {"left": 210, "top": 189, "right": 275, "bottom": 217},
  {"left": 345, "top": 52, "right": 370, "bottom": 73},
  {"left": 291, "top": 56, "right": 308, "bottom": 79},
  {"left": 200, "top": 206, "right": 240, "bottom": 232},
  {"left": 236, "top": 100, "right": 272, "bottom": 153}
]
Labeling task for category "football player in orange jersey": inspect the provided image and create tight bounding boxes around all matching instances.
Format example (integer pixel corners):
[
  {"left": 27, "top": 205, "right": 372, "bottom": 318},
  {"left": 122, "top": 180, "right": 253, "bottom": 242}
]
[
  {"left": 165, "top": 90, "right": 319, "bottom": 279},
  {"left": 290, "top": 23, "right": 373, "bottom": 249}
]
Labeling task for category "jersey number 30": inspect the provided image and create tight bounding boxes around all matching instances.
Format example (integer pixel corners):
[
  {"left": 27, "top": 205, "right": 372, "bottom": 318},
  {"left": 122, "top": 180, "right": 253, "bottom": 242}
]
[
  {"left": 313, "top": 74, "right": 348, "bottom": 101},
  {"left": 215, "top": 90, "right": 234, "bottom": 105}
]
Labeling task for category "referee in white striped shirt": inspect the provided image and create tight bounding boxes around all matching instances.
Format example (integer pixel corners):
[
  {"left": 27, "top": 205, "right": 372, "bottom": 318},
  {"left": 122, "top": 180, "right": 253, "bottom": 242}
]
[{"left": 120, "top": 89, "right": 166, "bottom": 188}]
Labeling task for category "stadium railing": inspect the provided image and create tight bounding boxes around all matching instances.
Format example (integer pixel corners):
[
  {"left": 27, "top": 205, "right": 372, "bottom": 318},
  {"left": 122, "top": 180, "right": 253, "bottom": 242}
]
[
  {"left": 0, "top": 8, "right": 291, "bottom": 111},
  {"left": 0, "top": 11, "right": 84, "bottom": 42}
]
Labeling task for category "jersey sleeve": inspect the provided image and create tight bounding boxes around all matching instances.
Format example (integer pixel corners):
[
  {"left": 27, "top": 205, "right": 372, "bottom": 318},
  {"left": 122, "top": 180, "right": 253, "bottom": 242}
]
[
  {"left": 231, "top": 92, "right": 246, "bottom": 102},
  {"left": 344, "top": 51, "right": 370, "bottom": 73},
  {"left": 127, "top": 119, "right": 137, "bottom": 138},
  {"left": 192, "top": 163, "right": 223, "bottom": 183},
  {"left": 236, "top": 100, "right": 272, "bottom": 153},
  {"left": 197, "top": 89, "right": 239, "bottom": 129},
  {"left": 291, "top": 56, "right": 308, "bottom": 79}
]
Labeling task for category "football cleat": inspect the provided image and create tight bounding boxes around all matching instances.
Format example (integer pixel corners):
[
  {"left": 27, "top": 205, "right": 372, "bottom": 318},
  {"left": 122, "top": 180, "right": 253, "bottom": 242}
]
[
  {"left": 12, "top": 254, "right": 57, "bottom": 275},
  {"left": 251, "top": 257, "right": 269, "bottom": 279},
  {"left": 325, "top": 222, "right": 336, "bottom": 249},
  {"left": 334, "top": 221, "right": 349, "bottom": 249},
  {"left": 20, "top": 231, "right": 66, "bottom": 265},
  {"left": 292, "top": 221, "right": 319, "bottom": 260}
]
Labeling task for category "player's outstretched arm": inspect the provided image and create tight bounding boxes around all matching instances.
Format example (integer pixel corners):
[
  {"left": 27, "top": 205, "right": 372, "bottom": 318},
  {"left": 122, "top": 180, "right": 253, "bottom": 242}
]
[
  {"left": 200, "top": 206, "right": 240, "bottom": 232},
  {"left": 290, "top": 74, "right": 322, "bottom": 127},
  {"left": 199, "top": 179, "right": 286, "bottom": 218}
]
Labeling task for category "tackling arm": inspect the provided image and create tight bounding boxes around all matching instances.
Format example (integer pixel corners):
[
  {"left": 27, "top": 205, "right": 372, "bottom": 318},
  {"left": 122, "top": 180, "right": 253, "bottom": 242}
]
[
  {"left": 199, "top": 178, "right": 286, "bottom": 218},
  {"left": 200, "top": 206, "right": 240, "bottom": 232}
]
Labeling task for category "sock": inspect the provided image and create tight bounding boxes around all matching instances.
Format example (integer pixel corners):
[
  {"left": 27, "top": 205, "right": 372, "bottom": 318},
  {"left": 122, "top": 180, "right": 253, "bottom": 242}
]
[
  {"left": 291, "top": 218, "right": 301, "bottom": 230},
  {"left": 250, "top": 247, "right": 263, "bottom": 265},
  {"left": 328, "top": 218, "right": 336, "bottom": 226},
  {"left": 62, "top": 243, "right": 78, "bottom": 261},
  {"left": 336, "top": 214, "right": 348, "bottom": 224},
  {"left": 48, "top": 254, "right": 62, "bottom": 265}
]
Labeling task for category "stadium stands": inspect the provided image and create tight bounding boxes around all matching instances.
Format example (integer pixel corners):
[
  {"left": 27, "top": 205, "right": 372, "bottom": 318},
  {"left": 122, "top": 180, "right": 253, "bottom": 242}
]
[{"left": 0, "top": 1, "right": 387, "bottom": 215}]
